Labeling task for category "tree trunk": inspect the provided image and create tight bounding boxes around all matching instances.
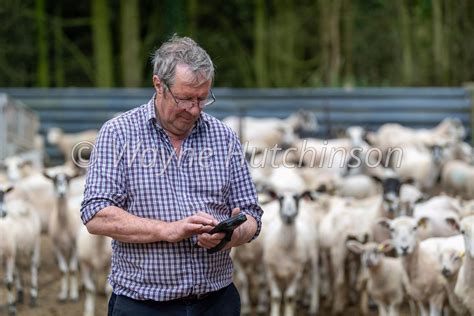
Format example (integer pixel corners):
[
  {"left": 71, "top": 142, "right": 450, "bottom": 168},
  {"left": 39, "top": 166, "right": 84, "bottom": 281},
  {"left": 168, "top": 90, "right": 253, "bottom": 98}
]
[
  {"left": 53, "top": 2, "right": 64, "bottom": 87},
  {"left": 328, "top": 0, "right": 342, "bottom": 86},
  {"left": 319, "top": 0, "right": 342, "bottom": 86},
  {"left": 254, "top": 0, "right": 267, "bottom": 87},
  {"left": 92, "top": 0, "right": 114, "bottom": 87},
  {"left": 342, "top": 0, "right": 354, "bottom": 87},
  {"left": 432, "top": 0, "right": 448, "bottom": 84},
  {"left": 187, "top": 0, "right": 198, "bottom": 37},
  {"left": 398, "top": 0, "right": 413, "bottom": 85},
  {"left": 120, "top": 0, "right": 142, "bottom": 87},
  {"left": 35, "top": 0, "right": 49, "bottom": 87}
]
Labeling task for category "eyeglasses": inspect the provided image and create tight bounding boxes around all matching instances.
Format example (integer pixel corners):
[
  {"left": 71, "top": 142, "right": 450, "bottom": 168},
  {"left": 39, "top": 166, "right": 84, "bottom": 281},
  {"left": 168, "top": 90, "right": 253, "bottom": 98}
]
[{"left": 163, "top": 82, "right": 216, "bottom": 110}]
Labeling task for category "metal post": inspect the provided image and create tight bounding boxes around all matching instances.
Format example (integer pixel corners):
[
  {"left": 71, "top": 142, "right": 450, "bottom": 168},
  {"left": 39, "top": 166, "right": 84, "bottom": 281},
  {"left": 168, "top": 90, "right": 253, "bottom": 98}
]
[{"left": 464, "top": 82, "right": 474, "bottom": 146}]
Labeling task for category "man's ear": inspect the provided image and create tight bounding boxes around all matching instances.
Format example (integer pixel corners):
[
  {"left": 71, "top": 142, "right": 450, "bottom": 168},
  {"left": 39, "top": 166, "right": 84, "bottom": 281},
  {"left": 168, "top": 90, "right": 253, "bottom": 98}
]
[{"left": 153, "top": 75, "right": 163, "bottom": 93}]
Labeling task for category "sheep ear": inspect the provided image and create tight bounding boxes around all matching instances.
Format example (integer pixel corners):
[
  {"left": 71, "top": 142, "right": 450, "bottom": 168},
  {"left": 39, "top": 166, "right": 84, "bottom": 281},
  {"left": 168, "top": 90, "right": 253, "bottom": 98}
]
[
  {"left": 346, "top": 240, "right": 364, "bottom": 254},
  {"left": 445, "top": 217, "right": 460, "bottom": 232},
  {"left": 300, "top": 190, "right": 317, "bottom": 201},
  {"left": 378, "top": 240, "right": 394, "bottom": 253},
  {"left": 264, "top": 189, "right": 278, "bottom": 201},
  {"left": 378, "top": 218, "right": 392, "bottom": 231},
  {"left": 371, "top": 175, "right": 383, "bottom": 184},
  {"left": 316, "top": 184, "right": 327, "bottom": 193},
  {"left": 42, "top": 171, "right": 54, "bottom": 180},
  {"left": 417, "top": 217, "right": 429, "bottom": 229}
]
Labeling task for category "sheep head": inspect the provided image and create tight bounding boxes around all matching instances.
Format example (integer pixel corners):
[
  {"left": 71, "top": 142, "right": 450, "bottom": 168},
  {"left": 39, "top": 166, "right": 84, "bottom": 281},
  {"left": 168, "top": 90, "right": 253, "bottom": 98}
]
[{"left": 378, "top": 216, "right": 428, "bottom": 256}]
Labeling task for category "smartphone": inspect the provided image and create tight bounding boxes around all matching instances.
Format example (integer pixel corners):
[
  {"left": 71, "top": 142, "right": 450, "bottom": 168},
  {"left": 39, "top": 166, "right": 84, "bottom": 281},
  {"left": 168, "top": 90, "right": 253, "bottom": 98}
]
[{"left": 208, "top": 213, "right": 247, "bottom": 234}]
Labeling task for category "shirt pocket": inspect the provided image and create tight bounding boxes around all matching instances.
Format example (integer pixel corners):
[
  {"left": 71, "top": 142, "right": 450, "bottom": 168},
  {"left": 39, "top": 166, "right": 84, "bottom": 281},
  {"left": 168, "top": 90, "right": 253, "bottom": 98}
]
[{"left": 186, "top": 153, "right": 230, "bottom": 202}]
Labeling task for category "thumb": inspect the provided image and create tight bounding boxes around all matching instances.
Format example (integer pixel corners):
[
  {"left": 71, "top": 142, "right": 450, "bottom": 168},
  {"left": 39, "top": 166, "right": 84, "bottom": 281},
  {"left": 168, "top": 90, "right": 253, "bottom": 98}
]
[{"left": 231, "top": 207, "right": 240, "bottom": 216}]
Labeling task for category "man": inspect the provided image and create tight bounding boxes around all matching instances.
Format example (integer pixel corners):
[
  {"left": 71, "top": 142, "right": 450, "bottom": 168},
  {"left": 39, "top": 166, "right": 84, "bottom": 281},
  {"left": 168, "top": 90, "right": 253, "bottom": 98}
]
[{"left": 80, "top": 36, "right": 263, "bottom": 315}]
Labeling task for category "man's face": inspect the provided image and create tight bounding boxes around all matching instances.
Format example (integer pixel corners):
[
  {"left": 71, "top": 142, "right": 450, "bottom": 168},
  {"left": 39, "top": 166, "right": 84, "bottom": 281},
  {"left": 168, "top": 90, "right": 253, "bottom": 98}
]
[{"left": 153, "top": 64, "right": 212, "bottom": 138}]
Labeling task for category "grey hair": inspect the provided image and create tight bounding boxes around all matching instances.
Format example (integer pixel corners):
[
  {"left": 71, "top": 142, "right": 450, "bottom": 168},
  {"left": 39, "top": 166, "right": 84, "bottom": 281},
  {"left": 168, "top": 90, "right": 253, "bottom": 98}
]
[{"left": 151, "top": 35, "right": 215, "bottom": 87}]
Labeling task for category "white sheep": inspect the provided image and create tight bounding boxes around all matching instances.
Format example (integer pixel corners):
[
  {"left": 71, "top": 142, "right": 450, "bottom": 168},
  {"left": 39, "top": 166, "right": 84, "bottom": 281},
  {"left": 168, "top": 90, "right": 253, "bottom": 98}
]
[
  {"left": 43, "top": 171, "right": 82, "bottom": 302},
  {"left": 223, "top": 110, "right": 317, "bottom": 151},
  {"left": 419, "top": 233, "right": 467, "bottom": 315},
  {"left": 368, "top": 118, "right": 465, "bottom": 153},
  {"left": 262, "top": 167, "right": 319, "bottom": 316},
  {"left": 319, "top": 194, "right": 390, "bottom": 314},
  {"left": 47, "top": 127, "right": 98, "bottom": 165},
  {"left": 441, "top": 160, "right": 474, "bottom": 199},
  {"left": 0, "top": 186, "right": 41, "bottom": 315},
  {"left": 454, "top": 215, "right": 474, "bottom": 314},
  {"left": 379, "top": 216, "right": 447, "bottom": 316},
  {"left": 346, "top": 240, "right": 406, "bottom": 316},
  {"left": 389, "top": 145, "right": 442, "bottom": 192},
  {"left": 77, "top": 224, "right": 112, "bottom": 316},
  {"left": 413, "top": 195, "right": 462, "bottom": 240}
]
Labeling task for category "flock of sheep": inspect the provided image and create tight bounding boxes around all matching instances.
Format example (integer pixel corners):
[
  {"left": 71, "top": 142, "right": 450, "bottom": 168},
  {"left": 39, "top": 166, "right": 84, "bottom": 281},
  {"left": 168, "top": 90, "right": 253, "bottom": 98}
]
[
  {"left": 0, "top": 128, "right": 107, "bottom": 316},
  {"left": 0, "top": 110, "right": 473, "bottom": 316},
  {"left": 225, "top": 112, "right": 474, "bottom": 316}
]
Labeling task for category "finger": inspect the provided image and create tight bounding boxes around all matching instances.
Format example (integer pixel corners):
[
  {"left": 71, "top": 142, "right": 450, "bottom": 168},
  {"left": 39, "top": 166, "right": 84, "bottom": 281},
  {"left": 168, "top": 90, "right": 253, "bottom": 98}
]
[
  {"left": 200, "top": 239, "right": 220, "bottom": 248},
  {"left": 195, "top": 211, "right": 216, "bottom": 221},
  {"left": 197, "top": 238, "right": 219, "bottom": 249},
  {"left": 186, "top": 223, "right": 212, "bottom": 235},
  {"left": 231, "top": 207, "right": 241, "bottom": 217},
  {"left": 188, "top": 215, "right": 215, "bottom": 227},
  {"left": 196, "top": 212, "right": 219, "bottom": 226},
  {"left": 209, "top": 232, "right": 226, "bottom": 240},
  {"left": 197, "top": 234, "right": 221, "bottom": 247}
]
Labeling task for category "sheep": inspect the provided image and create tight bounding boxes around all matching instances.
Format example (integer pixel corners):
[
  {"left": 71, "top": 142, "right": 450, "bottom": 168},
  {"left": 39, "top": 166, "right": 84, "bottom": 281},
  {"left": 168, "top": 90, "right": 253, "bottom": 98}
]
[
  {"left": 441, "top": 160, "right": 474, "bottom": 199},
  {"left": 458, "top": 199, "right": 474, "bottom": 218},
  {"left": 47, "top": 127, "right": 98, "bottom": 166},
  {"left": 231, "top": 226, "right": 267, "bottom": 315},
  {"left": 420, "top": 234, "right": 467, "bottom": 315},
  {"left": 337, "top": 174, "right": 380, "bottom": 199},
  {"left": 293, "top": 137, "right": 353, "bottom": 175},
  {"left": 43, "top": 171, "right": 82, "bottom": 302},
  {"left": 367, "top": 118, "right": 465, "bottom": 153},
  {"left": 262, "top": 167, "right": 319, "bottom": 316},
  {"left": 453, "top": 215, "right": 474, "bottom": 314},
  {"left": 223, "top": 110, "right": 317, "bottom": 151},
  {"left": 5, "top": 168, "right": 56, "bottom": 234},
  {"left": 413, "top": 195, "right": 462, "bottom": 240},
  {"left": 389, "top": 145, "right": 443, "bottom": 192},
  {"left": 399, "top": 183, "right": 424, "bottom": 216},
  {"left": 0, "top": 185, "right": 41, "bottom": 315},
  {"left": 346, "top": 240, "right": 406, "bottom": 316},
  {"left": 319, "top": 194, "right": 392, "bottom": 314},
  {"left": 379, "top": 216, "right": 447, "bottom": 316},
  {"left": 76, "top": 224, "right": 112, "bottom": 316}
]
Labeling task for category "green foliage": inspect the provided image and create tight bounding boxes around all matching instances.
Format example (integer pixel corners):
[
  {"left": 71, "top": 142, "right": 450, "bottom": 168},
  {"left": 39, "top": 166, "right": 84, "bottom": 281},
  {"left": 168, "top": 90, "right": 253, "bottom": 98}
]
[{"left": 0, "top": 0, "right": 473, "bottom": 87}]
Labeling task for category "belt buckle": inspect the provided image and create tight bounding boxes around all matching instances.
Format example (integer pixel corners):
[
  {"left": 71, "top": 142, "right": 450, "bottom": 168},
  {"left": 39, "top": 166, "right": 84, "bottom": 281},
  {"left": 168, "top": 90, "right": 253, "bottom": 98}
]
[{"left": 195, "top": 292, "right": 209, "bottom": 300}]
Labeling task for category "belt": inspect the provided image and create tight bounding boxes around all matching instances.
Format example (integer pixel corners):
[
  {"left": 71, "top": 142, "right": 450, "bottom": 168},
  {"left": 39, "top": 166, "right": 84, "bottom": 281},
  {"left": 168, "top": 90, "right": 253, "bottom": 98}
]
[{"left": 175, "top": 285, "right": 227, "bottom": 303}]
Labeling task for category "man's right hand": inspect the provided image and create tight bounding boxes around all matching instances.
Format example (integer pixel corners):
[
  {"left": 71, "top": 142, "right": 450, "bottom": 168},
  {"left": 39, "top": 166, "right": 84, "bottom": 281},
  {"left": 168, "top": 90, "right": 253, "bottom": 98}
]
[{"left": 166, "top": 211, "right": 218, "bottom": 243}]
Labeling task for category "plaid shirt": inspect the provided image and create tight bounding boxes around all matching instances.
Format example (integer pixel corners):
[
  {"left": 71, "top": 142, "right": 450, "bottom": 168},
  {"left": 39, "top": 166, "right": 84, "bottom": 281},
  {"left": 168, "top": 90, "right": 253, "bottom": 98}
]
[{"left": 80, "top": 96, "right": 262, "bottom": 301}]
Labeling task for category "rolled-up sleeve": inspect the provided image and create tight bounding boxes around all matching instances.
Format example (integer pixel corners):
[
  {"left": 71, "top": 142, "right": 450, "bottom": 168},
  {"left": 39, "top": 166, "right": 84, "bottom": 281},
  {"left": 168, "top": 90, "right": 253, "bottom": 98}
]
[
  {"left": 226, "top": 133, "right": 263, "bottom": 241},
  {"left": 80, "top": 121, "right": 128, "bottom": 224}
]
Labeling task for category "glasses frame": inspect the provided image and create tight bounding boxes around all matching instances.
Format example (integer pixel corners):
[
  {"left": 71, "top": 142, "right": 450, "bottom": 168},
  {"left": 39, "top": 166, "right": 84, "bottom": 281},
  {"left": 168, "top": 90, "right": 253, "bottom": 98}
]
[{"left": 163, "top": 82, "right": 216, "bottom": 110}]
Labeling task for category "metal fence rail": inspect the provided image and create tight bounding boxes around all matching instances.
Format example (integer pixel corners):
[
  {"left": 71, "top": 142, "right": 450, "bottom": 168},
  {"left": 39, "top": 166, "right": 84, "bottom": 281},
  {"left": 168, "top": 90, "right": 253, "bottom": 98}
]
[
  {"left": 1, "top": 87, "right": 472, "bottom": 164},
  {"left": 0, "top": 93, "right": 40, "bottom": 160}
]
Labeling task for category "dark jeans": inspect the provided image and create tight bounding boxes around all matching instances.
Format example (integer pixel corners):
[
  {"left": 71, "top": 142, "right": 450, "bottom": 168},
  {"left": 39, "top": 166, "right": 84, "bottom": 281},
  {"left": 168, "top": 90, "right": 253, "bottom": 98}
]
[{"left": 108, "top": 283, "right": 241, "bottom": 316}]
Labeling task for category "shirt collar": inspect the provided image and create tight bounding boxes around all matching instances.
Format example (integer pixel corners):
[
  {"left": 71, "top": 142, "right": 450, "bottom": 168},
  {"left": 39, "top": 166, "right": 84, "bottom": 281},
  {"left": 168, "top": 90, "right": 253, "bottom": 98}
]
[{"left": 145, "top": 94, "right": 210, "bottom": 133}]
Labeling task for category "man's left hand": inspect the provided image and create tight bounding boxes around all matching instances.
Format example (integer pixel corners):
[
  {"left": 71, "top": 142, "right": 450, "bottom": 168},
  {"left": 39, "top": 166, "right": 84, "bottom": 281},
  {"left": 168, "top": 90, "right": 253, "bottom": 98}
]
[{"left": 196, "top": 207, "right": 255, "bottom": 251}]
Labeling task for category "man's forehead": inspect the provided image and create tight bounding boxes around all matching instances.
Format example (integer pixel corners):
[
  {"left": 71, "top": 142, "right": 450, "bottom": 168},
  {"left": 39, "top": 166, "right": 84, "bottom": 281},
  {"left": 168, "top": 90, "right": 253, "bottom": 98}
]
[{"left": 174, "top": 64, "right": 210, "bottom": 88}]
